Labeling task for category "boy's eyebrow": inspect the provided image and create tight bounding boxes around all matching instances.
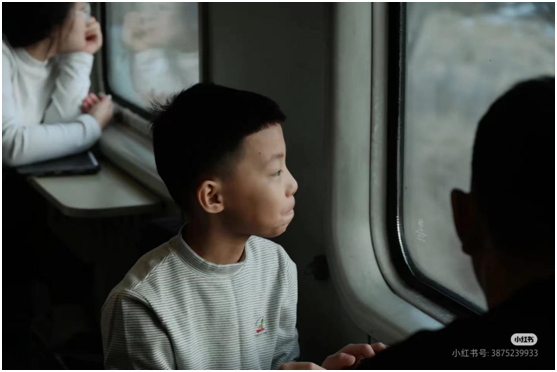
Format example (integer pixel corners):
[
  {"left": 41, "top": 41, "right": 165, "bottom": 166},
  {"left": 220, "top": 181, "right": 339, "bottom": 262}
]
[{"left": 266, "top": 153, "right": 285, "bottom": 163}]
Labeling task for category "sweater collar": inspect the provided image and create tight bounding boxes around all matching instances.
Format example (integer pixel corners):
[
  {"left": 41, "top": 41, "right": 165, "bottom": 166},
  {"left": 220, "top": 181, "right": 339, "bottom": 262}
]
[{"left": 171, "top": 226, "right": 249, "bottom": 277}]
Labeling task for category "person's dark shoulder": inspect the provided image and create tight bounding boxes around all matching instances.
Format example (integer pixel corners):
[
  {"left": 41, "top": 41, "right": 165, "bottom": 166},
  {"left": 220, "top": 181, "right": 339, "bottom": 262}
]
[
  {"left": 356, "top": 318, "right": 477, "bottom": 370},
  {"left": 358, "top": 317, "right": 552, "bottom": 370},
  {"left": 356, "top": 279, "right": 554, "bottom": 370}
]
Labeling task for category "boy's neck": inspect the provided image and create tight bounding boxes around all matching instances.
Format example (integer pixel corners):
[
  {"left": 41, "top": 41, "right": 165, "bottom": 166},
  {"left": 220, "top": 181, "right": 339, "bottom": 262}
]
[{"left": 182, "top": 218, "right": 249, "bottom": 265}]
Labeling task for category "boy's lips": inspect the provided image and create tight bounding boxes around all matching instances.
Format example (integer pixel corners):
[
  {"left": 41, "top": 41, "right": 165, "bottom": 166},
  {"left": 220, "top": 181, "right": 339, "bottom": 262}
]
[{"left": 285, "top": 200, "right": 296, "bottom": 214}]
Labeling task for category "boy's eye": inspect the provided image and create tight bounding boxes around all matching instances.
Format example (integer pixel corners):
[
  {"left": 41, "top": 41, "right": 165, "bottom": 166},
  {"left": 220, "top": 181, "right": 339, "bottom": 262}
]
[{"left": 273, "top": 170, "right": 283, "bottom": 177}]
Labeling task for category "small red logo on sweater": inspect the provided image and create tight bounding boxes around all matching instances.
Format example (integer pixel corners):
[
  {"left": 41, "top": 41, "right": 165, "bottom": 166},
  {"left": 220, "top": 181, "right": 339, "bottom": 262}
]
[{"left": 256, "top": 317, "right": 266, "bottom": 335}]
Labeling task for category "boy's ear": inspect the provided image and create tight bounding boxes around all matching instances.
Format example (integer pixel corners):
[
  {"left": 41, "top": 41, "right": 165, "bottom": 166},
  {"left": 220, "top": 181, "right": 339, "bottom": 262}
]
[
  {"left": 196, "top": 180, "right": 224, "bottom": 214},
  {"left": 451, "top": 189, "right": 481, "bottom": 256}
]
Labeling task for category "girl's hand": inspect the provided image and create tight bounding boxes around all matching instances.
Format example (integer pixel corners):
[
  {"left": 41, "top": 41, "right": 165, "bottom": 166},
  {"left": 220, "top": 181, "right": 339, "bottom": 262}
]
[
  {"left": 85, "top": 93, "right": 114, "bottom": 130},
  {"left": 81, "top": 92, "right": 100, "bottom": 113},
  {"left": 83, "top": 17, "right": 103, "bottom": 55}
]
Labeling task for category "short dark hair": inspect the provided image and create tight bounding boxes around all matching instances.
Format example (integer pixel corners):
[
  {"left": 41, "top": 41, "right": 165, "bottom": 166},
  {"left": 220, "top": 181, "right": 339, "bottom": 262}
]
[
  {"left": 472, "top": 76, "right": 554, "bottom": 262},
  {"left": 151, "top": 83, "right": 286, "bottom": 211},
  {"left": 3, "top": 3, "right": 74, "bottom": 48}
]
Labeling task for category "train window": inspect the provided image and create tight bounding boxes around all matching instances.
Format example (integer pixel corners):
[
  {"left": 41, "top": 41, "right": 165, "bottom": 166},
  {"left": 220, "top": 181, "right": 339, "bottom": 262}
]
[
  {"left": 400, "top": 3, "right": 554, "bottom": 309},
  {"left": 104, "top": 3, "right": 200, "bottom": 115}
]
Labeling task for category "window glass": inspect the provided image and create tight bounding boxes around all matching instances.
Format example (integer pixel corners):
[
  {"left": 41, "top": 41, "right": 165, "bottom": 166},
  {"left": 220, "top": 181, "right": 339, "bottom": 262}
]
[
  {"left": 403, "top": 3, "right": 554, "bottom": 309},
  {"left": 105, "top": 3, "right": 200, "bottom": 110}
]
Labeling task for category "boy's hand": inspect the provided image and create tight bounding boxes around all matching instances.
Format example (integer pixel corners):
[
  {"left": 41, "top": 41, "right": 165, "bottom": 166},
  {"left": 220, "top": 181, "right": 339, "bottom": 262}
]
[
  {"left": 82, "top": 17, "right": 103, "bottom": 55},
  {"left": 279, "top": 362, "right": 325, "bottom": 370},
  {"left": 279, "top": 343, "right": 388, "bottom": 370},
  {"left": 321, "top": 343, "right": 388, "bottom": 369}
]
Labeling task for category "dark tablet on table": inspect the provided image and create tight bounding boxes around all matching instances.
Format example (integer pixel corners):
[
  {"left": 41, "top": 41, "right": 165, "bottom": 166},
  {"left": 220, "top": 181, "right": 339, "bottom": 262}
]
[{"left": 16, "top": 151, "right": 101, "bottom": 177}]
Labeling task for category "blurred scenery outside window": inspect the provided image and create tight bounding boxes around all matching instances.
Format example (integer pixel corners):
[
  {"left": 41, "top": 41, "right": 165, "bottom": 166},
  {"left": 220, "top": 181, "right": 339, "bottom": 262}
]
[
  {"left": 105, "top": 2, "right": 200, "bottom": 110},
  {"left": 402, "top": 3, "right": 554, "bottom": 310}
]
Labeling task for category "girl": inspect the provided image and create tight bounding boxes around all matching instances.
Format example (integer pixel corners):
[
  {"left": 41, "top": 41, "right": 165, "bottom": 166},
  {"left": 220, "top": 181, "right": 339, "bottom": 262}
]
[
  {"left": 2, "top": 2, "right": 113, "bottom": 167},
  {"left": 2, "top": 6, "right": 113, "bottom": 366}
]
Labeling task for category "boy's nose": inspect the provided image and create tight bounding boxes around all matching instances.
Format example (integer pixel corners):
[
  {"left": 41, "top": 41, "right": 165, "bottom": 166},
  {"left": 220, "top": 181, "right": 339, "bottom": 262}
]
[{"left": 288, "top": 173, "right": 298, "bottom": 196}]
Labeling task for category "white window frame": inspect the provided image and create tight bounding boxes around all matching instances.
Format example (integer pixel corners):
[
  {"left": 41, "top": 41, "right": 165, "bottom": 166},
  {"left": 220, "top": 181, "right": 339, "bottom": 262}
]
[{"left": 325, "top": 2, "right": 452, "bottom": 345}]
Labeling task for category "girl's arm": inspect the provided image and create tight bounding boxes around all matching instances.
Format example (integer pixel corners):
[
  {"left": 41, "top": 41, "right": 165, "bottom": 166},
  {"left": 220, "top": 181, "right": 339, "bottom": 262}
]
[
  {"left": 43, "top": 52, "right": 94, "bottom": 123},
  {"left": 2, "top": 54, "right": 101, "bottom": 167}
]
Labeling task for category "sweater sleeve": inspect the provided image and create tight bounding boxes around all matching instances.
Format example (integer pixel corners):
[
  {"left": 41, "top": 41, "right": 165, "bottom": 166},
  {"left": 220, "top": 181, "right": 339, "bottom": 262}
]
[
  {"left": 271, "top": 257, "right": 301, "bottom": 369},
  {"left": 101, "top": 290, "right": 177, "bottom": 370},
  {"left": 43, "top": 52, "right": 94, "bottom": 123},
  {"left": 2, "top": 51, "right": 102, "bottom": 167}
]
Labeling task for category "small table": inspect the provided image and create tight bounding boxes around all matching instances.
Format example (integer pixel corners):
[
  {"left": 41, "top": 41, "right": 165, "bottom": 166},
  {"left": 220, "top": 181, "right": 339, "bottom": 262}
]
[{"left": 28, "top": 161, "right": 161, "bottom": 218}]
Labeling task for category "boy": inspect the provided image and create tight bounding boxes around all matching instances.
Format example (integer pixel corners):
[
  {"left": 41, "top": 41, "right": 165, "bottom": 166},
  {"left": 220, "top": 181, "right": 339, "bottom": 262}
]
[{"left": 102, "top": 83, "right": 300, "bottom": 369}]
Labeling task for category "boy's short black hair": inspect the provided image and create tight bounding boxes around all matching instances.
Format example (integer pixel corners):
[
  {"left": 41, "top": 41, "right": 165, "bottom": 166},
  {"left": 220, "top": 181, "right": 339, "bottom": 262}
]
[
  {"left": 151, "top": 83, "right": 286, "bottom": 211},
  {"left": 3, "top": 3, "right": 74, "bottom": 48},
  {"left": 472, "top": 76, "right": 554, "bottom": 263}
]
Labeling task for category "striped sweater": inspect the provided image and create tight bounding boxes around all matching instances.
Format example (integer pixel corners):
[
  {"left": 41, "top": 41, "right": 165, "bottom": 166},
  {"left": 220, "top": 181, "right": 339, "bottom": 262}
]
[{"left": 101, "top": 230, "right": 300, "bottom": 369}]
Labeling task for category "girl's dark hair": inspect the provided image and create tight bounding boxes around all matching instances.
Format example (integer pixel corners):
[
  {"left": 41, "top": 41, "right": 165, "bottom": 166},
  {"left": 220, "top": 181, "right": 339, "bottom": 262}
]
[{"left": 3, "top": 3, "right": 74, "bottom": 48}]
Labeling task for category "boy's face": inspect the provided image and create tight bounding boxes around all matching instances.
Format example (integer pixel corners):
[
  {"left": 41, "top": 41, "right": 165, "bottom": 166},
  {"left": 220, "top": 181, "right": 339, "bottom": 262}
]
[{"left": 221, "top": 124, "right": 298, "bottom": 238}]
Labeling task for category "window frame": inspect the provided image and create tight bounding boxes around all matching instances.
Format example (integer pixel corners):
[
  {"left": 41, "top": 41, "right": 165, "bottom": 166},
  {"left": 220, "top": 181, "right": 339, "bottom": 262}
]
[
  {"left": 99, "top": 2, "right": 210, "bottom": 124},
  {"left": 325, "top": 2, "right": 444, "bottom": 344},
  {"left": 385, "top": 2, "right": 483, "bottom": 317}
]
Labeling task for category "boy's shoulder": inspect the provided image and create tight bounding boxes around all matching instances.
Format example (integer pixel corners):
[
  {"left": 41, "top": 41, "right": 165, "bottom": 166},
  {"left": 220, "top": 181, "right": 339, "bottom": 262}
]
[{"left": 105, "top": 239, "right": 181, "bottom": 302}]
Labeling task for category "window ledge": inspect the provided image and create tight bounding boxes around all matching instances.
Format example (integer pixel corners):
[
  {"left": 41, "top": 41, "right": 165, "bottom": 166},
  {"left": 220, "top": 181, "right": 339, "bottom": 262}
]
[
  {"left": 99, "top": 123, "right": 172, "bottom": 203},
  {"left": 28, "top": 160, "right": 161, "bottom": 218}
]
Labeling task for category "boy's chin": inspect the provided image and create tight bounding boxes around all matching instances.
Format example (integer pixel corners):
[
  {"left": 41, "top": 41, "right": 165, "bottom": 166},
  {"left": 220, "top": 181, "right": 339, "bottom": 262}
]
[{"left": 260, "top": 222, "right": 291, "bottom": 238}]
